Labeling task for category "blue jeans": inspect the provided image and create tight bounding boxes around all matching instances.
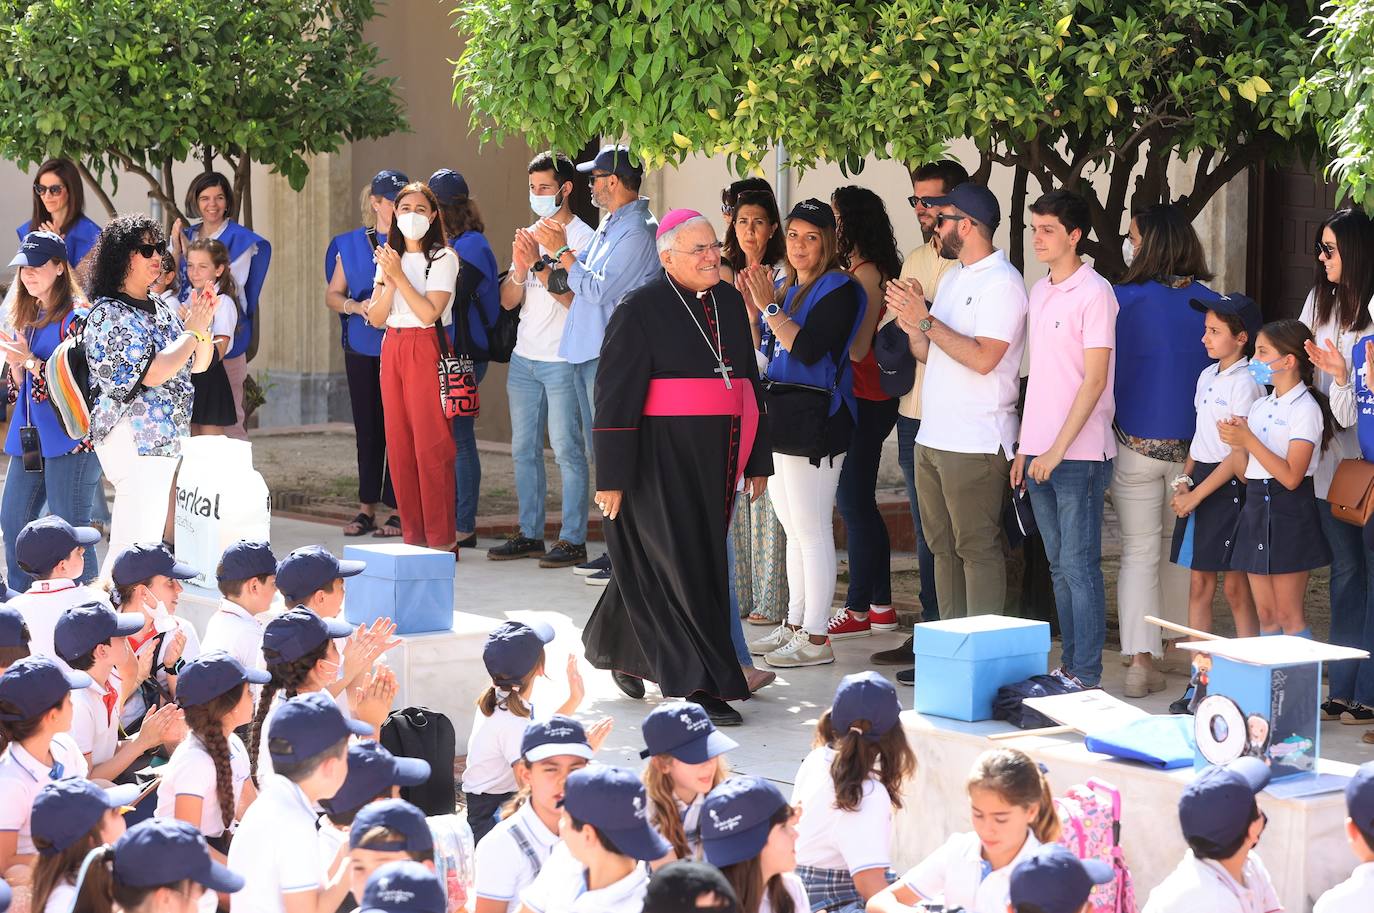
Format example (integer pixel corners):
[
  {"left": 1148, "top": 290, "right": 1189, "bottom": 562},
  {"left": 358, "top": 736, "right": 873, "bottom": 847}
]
[
  {"left": 507, "top": 354, "right": 589, "bottom": 544},
  {"left": 725, "top": 506, "right": 754, "bottom": 667},
  {"left": 1025, "top": 458, "right": 1112, "bottom": 687},
  {"left": 1319, "top": 505, "right": 1374, "bottom": 704},
  {"left": 2, "top": 450, "right": 102, "bottom": 588},
  {"left": 451, "top": 361, "right": 490, "bottom": 535},
  {"left": 895, "top": 416, "right": 938, "bottom": 621},
  {"left": 572, "top": 357, "right": 598, "bottom": 466}
]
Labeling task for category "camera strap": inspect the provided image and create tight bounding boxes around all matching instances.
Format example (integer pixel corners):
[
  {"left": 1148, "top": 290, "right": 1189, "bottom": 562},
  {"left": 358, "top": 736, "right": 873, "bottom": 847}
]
[{"left": 20, "top": 327, "right": 36, "bottom": 433}]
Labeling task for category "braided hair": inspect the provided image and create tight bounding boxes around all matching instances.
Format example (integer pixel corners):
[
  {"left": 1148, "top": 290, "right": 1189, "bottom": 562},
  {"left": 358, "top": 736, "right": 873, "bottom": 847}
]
[
  {"left": 184, "top": 683, "right": 246, "bottom": 833},
  {"left": 248, "top": 642, "right": 329, "bottom": 779}
]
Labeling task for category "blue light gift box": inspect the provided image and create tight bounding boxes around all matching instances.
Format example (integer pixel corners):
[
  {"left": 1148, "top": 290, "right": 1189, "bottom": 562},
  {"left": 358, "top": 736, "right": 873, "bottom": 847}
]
[
  {"left": 343, "top": 544, "right": 455, "bottom": 635},
  {"left": 913, "top": 616, "right": 1050, "bottom": 721}
]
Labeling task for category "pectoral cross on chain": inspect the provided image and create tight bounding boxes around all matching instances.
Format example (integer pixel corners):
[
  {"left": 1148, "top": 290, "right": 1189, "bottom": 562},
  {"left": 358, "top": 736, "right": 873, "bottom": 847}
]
[{"left": 714, "top": 360, "right": 733, "bottom": 390}]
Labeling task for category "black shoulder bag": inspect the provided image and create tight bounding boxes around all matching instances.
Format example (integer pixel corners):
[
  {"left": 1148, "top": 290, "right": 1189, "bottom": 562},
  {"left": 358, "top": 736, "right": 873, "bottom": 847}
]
[
  {"left": 484, "top": 269, "right": 520, "bottom": 363},
  {"left": 760, "top": 272, "right": 848, "bottom": 460}
]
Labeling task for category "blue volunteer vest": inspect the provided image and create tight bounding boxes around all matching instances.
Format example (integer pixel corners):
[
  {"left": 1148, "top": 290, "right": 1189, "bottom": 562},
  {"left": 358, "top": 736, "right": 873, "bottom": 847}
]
[
  {"left": 17, "top": 215, "right": 101, "bottom": 265},
  {"left": 764, "top": 271, "right": 865, "bottom": 421},
  {"left": 179, "top": 220, "right": 271, "bottom": 359},
  {"left": 448, "top": 230, "right": 500, "bottom": 359},
  {"left": 325, "top": 226, "right": 386, "bottom": 357},
  {"left": 5, "top": 309, "right": 87, "bottom": 458}
]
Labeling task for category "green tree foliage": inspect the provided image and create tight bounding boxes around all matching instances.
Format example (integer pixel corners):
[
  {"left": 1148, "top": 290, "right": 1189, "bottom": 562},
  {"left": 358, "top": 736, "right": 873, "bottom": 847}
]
[
  {"left": 453, "top": 0, "right": 1315, "bottom": 274},
  {"left": 1296, "top": 0, "right": 1374, "bottom": 208},
  {"left": 0, "top": 0, "right": 407, "bottom": 225}
]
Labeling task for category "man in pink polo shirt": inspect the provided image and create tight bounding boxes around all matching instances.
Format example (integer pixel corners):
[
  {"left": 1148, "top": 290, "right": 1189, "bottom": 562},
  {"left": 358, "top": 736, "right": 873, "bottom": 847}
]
[{"left": 1010, "top": 189, "right": 1118, "bottom": 687}]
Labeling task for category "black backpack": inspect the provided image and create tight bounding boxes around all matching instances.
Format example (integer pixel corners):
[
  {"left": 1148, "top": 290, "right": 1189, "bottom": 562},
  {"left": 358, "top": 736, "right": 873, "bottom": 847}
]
[{"left": 380, "top": 706, "right": 457, "bottom": 815}]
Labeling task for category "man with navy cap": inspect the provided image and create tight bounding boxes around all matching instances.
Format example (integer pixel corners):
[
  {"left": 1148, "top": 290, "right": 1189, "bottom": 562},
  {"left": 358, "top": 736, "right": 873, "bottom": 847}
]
[
  {"left": 1315, "top": 760, "right": 1374, "bottom": 911},
  {"left": 327, "top": 169, "right": 410, "bottom": 540},
  {"left": 886, "top": 181, "right": 1028, "bottom": 620},
  {"left": 1007, "top": 843, "right": 1115, "bottom": 913},
  {"left": 7, "top": 515, "right": 107, "bottom": 658},
  {"left": 1142, "top": 756, "right": 1279, "bottom": 913}
]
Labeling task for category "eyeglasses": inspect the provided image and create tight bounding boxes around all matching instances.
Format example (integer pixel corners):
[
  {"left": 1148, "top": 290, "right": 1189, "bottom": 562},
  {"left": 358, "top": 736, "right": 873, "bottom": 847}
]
[
  {"left": 33, "top": 183, "right": 65, "bottom": 197},
  {"left": 1315, "top": 240, "right": 1337, "bottom": 259},
  {"left": 135, "top": 242, "right": 168, "bottom": 259},
  {"left": 673, "top": 241, "right": 725, "bottom": 256},
  {"left": 589, "top": 171, "right": 613, "bottom": 182},
  {"left": 935, "top": 213, "right": 970, "bottom": 227},
  {"left": 721, "top": 203, "right": 733, "bottom": 216},
  {"left": 908, "top": 195, "right": 933, "bottom": 209}
]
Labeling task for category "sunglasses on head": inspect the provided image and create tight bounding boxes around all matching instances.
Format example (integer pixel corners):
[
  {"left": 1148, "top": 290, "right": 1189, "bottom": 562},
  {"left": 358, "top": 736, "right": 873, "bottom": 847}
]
[
  {"left": 33, "top": 183, "right": 65, "bottom": 197},
  {"left": 1314, "top": 239, "right": 1337, "bottom": 259},
  {"left": 135, "top": 242, "right": 168, "bottom": 259}
]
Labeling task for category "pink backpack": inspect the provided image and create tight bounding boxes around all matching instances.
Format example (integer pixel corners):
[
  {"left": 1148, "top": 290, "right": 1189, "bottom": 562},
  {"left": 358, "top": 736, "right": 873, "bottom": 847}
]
[{"left": 1054, "top": 777, "right": 1136, "bottom": 913}]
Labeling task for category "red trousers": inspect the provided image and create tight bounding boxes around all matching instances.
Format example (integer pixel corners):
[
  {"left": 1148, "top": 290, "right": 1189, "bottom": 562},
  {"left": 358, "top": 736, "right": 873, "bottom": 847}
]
[{"left": 380, "top": 327, "right": 457, "bottom": 547}]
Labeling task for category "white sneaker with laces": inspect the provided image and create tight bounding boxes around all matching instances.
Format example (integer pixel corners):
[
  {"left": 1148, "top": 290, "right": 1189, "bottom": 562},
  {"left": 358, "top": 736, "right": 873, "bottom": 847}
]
[
  {"left": 764, "top": 629, "right": 835, "bottom": 668},
  {"left": 748, "top": 624, "right": 792, "bottom": 656}
]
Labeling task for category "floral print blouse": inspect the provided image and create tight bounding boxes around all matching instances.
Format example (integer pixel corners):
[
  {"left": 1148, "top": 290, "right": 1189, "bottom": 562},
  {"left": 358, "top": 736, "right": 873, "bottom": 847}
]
[{"left": 83, "top": 293, "right": 192, "bottom": 457}]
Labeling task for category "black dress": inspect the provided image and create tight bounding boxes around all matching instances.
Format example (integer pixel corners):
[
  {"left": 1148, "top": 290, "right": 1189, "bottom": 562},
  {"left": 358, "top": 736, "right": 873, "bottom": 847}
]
[{"left": 190, "top": 347, "right": 238, "bottom": 426}]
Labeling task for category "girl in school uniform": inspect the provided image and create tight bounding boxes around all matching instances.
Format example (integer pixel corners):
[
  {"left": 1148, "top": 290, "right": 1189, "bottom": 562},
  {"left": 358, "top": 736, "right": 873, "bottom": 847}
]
[
  {"left": 183, "top": 239, "right": 241, "bottom": 435},
  {"left": 67, "top": 817, "right": 244, "bottom": 913},
  {"left": 29, "top": 778, "right": 137, "bottom": 913},
  {"left": 700, "top": 776, "right": 808, "bottom": 913},
  {"left": 1219, "top": 318, "right": 1335, "bottom": 636},
  {"left": 157, "top": 652, "right": 270, "bottom": 857},
  {"left": 791, "top": 671, "right": 916, "bottom": 912},
  {"left": 641, "top": 700, "right": 737, "bottom": 863},
  {"left": 869, "top": 747, "right": 1059, "bottom": 913}
]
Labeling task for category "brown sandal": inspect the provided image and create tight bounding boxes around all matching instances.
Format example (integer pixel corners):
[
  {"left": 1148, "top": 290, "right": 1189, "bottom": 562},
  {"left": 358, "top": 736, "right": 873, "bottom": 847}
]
[
  {"left": 372, "top": 515, "right": 403, "bottom": 538},
  {"left": 343, "top": 513, "right": 376, "bottom": 536},
  {"left": 745, "top": 612, "right": 775, "bottom": 626}
]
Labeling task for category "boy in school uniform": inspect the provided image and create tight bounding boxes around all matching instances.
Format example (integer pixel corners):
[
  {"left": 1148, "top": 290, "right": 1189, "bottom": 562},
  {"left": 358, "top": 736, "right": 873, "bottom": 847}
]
[
  {"left": 518, "top": 766, "right": 671, "bottom": 913},
  {"left": 228, "top": 691, "right": 372, "bottom": 913},
  {"left": 8, "top": 517, "right": 106, "bottom": 657},
  {"left": 0, "top": 605, "right": 30, "bottom": 673},
  {"left": 1007, "top": 843, "right": 1115, "bottom": 913},
  {"left": 348, "top": 799, "right": 438, "bottom": 904},
  {"left": 318, "top": 740, "right": 431, "bottom": 885},
  {"left": 53, "top": 601, "right": 182, "bottom": 781},
  {"left": 203, "top": 539, "right": 279, "bottom": 678},
  {"left": 1315, "top": 760, "right": 1374, "bottom": 912},
  {"left": 357, "top": 861, "right": 446, "bottom": 913},
  {"left": 275, "top": 545, "right": 366, "bottom": 617},
  {"left": 1142, "top": 757, "right": 1281, "bottom": 913}
]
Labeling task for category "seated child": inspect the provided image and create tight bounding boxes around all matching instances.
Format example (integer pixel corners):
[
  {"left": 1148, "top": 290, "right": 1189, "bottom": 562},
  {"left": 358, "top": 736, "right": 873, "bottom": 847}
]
[
  {"left": 69, "top": 817, "right": 244, "bottom": 912},
  {"left": 8, "top": 516, "right": 105, "bottom": 656},
  {"left": 701, "top": 776, "right": 808, "bottom": 913},
  {"left": 1007, "top": 843, "right": 1115, "bottom": 913},
  {"left": 641, "top": 861, "right": 740, "bottom": 913},
  {"left": 107, "top": 544, "right": 202, "bottom": 723},
  {"left": 1313, "top": 759, "right": 1373, "bottom": 912},
  {"left": 203, "top": 540, "right": 279, "bottom": 679},
  {"left": 357, "top": 860, "right": 446, "bottom": 913},
  {"left": 29, "top": 777, "right": 139, "bottom": 913},
  {"left": 0, "top": 604, "right": 30, "bottom": 673},
  {"left": 348, "top": 799, "right": 437, "bottom": 903},
  {"left": 318, "top": 740, "right": 431, "bottom": 880},
  {"left": 641, "top": 701, "right": 735, "bottom": 863}
]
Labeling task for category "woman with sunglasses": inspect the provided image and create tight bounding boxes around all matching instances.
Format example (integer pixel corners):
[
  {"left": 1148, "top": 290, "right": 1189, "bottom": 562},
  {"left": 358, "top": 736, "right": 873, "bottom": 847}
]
[
  {"left": 17, "top": 158, "right": 102, "bottom": 277},
  {"left": 83, "top": 215, "right": 215, "bottom": 571},
  {"left": 1300, "top": 209, "right": 1374, "bottom": 726}
]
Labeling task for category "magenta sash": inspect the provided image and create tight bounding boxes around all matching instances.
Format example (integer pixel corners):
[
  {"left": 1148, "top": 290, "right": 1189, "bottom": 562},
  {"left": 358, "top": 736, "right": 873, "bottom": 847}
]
[{"left": 642, "top": 378, "right": 759, "bottom": 490}]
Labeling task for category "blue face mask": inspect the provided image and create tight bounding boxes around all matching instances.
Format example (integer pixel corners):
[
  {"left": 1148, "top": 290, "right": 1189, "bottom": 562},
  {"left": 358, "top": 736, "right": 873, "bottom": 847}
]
[{"left": 1248, "top": 357, "right": 1280, "bottom": 387}]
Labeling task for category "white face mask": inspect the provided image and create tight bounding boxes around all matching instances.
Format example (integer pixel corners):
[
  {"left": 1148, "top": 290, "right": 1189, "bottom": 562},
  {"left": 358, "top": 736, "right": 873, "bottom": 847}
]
[
  {"left": 395, "top": 212, "right": 431, "bottom": 241},
  {"left": 530, "top": 190, "right": 562, "bottom": 219},
  {"left": 146, "top": 599, "right": 177, "bottom": 634},
  {"left": 1122, "top": 237, "right": 1136, "bottom": 267}
]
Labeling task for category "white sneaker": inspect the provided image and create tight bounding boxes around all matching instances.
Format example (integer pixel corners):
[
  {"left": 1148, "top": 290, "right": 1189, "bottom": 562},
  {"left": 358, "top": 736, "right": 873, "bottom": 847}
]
[
  {"left": 764, "top": 629, "right": 835, "bottom": 668},
  {"left": 749, "top": 624, "right": 792, "bottom": 656}
]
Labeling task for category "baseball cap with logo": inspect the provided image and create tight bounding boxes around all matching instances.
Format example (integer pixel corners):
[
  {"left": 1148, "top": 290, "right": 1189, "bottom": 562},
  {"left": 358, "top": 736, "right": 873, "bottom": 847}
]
[
  {"left": 521, "top": 714, "right": 594, "bottom": 763},
  {"left": 786, "top": 198, "right": 835, "bottom": 231},
  {"left": 350, "top": 798, "right": 434, "bottom": 853},
  {"left": 371, "top": 171, "right": 410, "bottom": 202},
  {"left": 358, "top": 860, "right": 446, "bottom": 913},
  {"left": 9, "top": 230, "right": 66, "bottom": 268},
  {"left": 560, "top": 765, "right": 671, "bottom": 861},
  {"left": 700, "top": 776, "right": 790, "bottom": 868},
  {"left": 575, "top": 145, "right": 643, "bottom": 180},
  {"left": 639, "top": 700, "right": 738, "bottom": 763}
]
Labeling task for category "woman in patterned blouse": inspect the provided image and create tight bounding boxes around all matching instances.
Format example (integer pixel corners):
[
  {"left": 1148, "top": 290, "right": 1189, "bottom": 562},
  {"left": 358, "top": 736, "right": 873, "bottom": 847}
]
[{"left": 82, "top": 215, "right": 215, "bottom": 572}]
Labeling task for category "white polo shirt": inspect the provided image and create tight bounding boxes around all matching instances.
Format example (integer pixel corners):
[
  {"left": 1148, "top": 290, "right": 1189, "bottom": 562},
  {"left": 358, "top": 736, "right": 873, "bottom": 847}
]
[
  {"left": 519, "top": 843, "right": 650, "bottom": 913},
  {"left": 1191, "top": 359, "right": 1264, "bottom": 463},
  {"left": 10, "top": 580, "right": 111, "bottom": 659},
  {"left": 202, "top": 599, "right": 272, "bottom": 678},
  {"left": 916, "top": 249, "right": 1028, "bottom": 457},
  {"left": 461, "top": 704, "right": 536, "bottom": 795},
  {"left": 1141, "top": 849, "right": 1281, "bottom": 913},
  {"left": 228, "top": 774, "right": 325, "bottom": 913},
  {"left": 901, "top": 829, "right": 1042, "bottom": 913},
  {"left": 69, "top": 674, "right": 123, "bottom": 765},
  {"left": 792, "top": 746, "right": 893, "bottom": 875},
  {"left": 0, "top": 733, "right": 89, "bottom": 854},
  {"left": 1244, "top": 384, "right": 1323, "bottom": 480},
  {"left": 760, "top": 874, "right": 809, "bottom": 913},
  {"left": 1314, "top": 860, "right": 1374, "bottom": 912},
  {"left": 474, "top": 800, "right": 561, "bottom": 910},
  {"left": 155, "top": 731, "right": 251, "bottom": 837}
]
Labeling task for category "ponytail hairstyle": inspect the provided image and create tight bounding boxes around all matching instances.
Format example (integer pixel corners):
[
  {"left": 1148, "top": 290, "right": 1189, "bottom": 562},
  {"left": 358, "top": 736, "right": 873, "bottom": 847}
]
[
  {"left": 32, "top": 825, "right": 115, "bottom": 913},
  {"left": 643, "top": 754, "right": 731, "bottom": 859},
  {"left": 66, "top": 845, "right": 118, "bottom": 913},
  {"left": 815, "top": 708, "right": 917, "bottom": 812},
  {"left": 967, "top": 748, "right": 1060, "bottom": 844},
  {"left": 185, "top": 238, "right": 241, "bottom": 303},
  {"left": 717, "top": 804, "right": 797, "bottom": 913},
  {"left": 184, "top": 683, "right": 246, "bottom": 832},
  {"left": 1258, "top": 318, "right": 1337, "bottom": 452},
  {"left": 248, "top": 641, "right": 330, "bottom": 778},
  {"left": 0, "top": 693, "right": 64, "bottom": 753},
  {"left": 476, "top": 650, "right": 544, "bottom": 720},
  {"left": 103, "top": 577, "right": 143, "bottom": 611}
]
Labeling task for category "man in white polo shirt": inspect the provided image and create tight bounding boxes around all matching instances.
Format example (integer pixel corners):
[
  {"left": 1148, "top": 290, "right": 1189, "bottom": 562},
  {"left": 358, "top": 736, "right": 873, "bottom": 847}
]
[
  {"left": 886, "top": 182, "right": 1028, "bottom": 618},
  {"left": 7, "top": 517, "right": 108, "bottom": 658}
]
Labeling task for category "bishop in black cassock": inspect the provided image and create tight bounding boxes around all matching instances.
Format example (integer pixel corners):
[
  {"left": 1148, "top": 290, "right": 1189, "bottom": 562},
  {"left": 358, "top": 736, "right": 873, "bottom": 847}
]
[{"left": 581, "top": 210, "right": 772, "bottom": 725}]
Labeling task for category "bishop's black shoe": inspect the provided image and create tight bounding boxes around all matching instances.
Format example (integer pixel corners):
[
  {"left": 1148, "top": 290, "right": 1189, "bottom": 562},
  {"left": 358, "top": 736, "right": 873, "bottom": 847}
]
[
  {"left": 689, "top": 692, "right": 743, "bottom": 727},
  {"left": 612, "top": 671, "right": 645, "bottom": 700}
]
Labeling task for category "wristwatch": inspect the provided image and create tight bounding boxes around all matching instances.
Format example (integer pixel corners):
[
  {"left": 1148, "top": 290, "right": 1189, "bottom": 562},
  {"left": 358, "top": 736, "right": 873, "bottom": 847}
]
[
  {"left": 764, "top": 302, "right": 782, "bottom": 318},
  {"left": 23, "top": 358, "right": 35, "bottom": 373},
  {"left": 918, "top": 317, "right": 934, "bottom": 333}
]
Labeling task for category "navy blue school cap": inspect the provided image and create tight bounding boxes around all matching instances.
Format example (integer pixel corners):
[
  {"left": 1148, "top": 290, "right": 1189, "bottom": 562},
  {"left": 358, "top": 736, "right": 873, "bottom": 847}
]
[
  {"left": 267, "top": 692, "right": 372, "bottom": 768},
  {"left": 359, "top": 860, "right": 446, "bottom": 913},
  {"left": 112, "top": 818, "right": 244, "bottom": 894},
  {"left": 1009, "top": 843, "right": 1115, "bottom": 913},
  {"left": 1179, "top": 756, "right": 1271, "bottom": 846},
  {"left": 787, "top": 198, "right": 835, "bottom": 231},
  {"left": 176, "top": 651, "right": 272, "bottom": 708},
  {"left": 276, "top": 545, "right": 366, "bottom": 600},
  {"left": 217, "top": 540, "right": 278, "bottom": 582},
  {"left": 15, "top": 516, "right": 101, "bottom": 576},
  {"left": 263, "top": 607, "right": 353, "bottom": 662},
  {"left": 1346, "top": 760, "right": 1374, "bottom": 836},
  {"left": 576, "top": 145, "right": 643, "bottom": 179},
  {"left": 9, "top": 230, "right": 66, "bottom": 268},
  {"left": 54, "top": 602, "right": 145, "bottom": 663},
  {"left": 350, "top": 798, "right": 434, "bottom": 853},
  {"left": 31, "top": 778, "right": 141, "bottom": 854},
  {"left": 111, "top": 543, "right": 197, "bottom": 586},
  {"left": 0, "top": 606, "right": 28, "bottom": 648},
  {"left": 700, "top": 776, "right": 790, "bottom": 868},
  {"left": 923, "top": 182, "right": 1001, "bottom": 230},
  {"left": 873, "top": 320, "right": 916, "bottom": 400},
  {"left": 640, "top": 701, "right": 738, "bottom": 763},
  {"left": 323, "top": 741, "right": 431, "bottom": 816},
  {"left": 522, "top": 714, "right": 594, "bottom": 762},
  {"left": 0, "top": 656, "right": 90, "bottom": 720},
  {"left": 1190, "top": 293, "right": 1263, "bottom": 340},
  {"left": 428, "top": 169, "right": 470, "bottom": 204},
  {"left": 561, "top": 765, "right": 672, "bottom": 861},
  {"left": 482, "top": 620, "right": 555, "bottom": 687},
  {"left": 371, "top": 170, "right": 410, "bottom": 202},
  {"left": 831, "top": 670, "right": 902, "bottom": 740}
]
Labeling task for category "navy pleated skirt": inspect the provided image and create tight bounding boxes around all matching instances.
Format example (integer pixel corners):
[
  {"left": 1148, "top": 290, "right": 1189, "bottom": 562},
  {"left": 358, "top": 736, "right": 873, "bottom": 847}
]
[
  {"left": 1226, "top": 477, "right": 1333, "bottom": 575},
  {"left": 1171, "top": 461, "right": 1246, "bottom": 572}
]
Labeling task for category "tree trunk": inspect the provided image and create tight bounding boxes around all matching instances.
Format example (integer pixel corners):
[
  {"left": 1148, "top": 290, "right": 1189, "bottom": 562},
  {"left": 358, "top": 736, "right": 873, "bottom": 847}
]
[
  {"left": 1008, "top": 165, "right": 1029, "bottom": 273},
  {"left": 76, "top": 160, "right": 117, "bottom": 219}
]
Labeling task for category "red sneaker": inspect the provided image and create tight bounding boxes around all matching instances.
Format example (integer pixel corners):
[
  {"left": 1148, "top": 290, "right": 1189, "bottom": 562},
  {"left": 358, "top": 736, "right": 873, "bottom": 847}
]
[
  {"left": 868, "top": 606, "right": 898, "bottom": 631},
  {"left": 826, "top": 608, "right": 872, "bottom": 640}
]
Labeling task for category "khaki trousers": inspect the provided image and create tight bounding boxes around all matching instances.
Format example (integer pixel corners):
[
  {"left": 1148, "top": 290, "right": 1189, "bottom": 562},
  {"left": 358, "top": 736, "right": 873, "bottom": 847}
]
[{"left": 915, "top": 445, "right": 1011, "bottom": 618}]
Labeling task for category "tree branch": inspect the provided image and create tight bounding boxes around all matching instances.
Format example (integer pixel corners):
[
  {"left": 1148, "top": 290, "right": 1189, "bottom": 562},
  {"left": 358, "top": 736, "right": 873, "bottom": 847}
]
[
  {"left": 76, "top": 160, "right": 117, "bottom": 219},
  {"left": 112, "top": 153, "right": 186, "bottom": 223},
  {"left": 1184, "top": 140, "right": 1272, "bottom": 222}
]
